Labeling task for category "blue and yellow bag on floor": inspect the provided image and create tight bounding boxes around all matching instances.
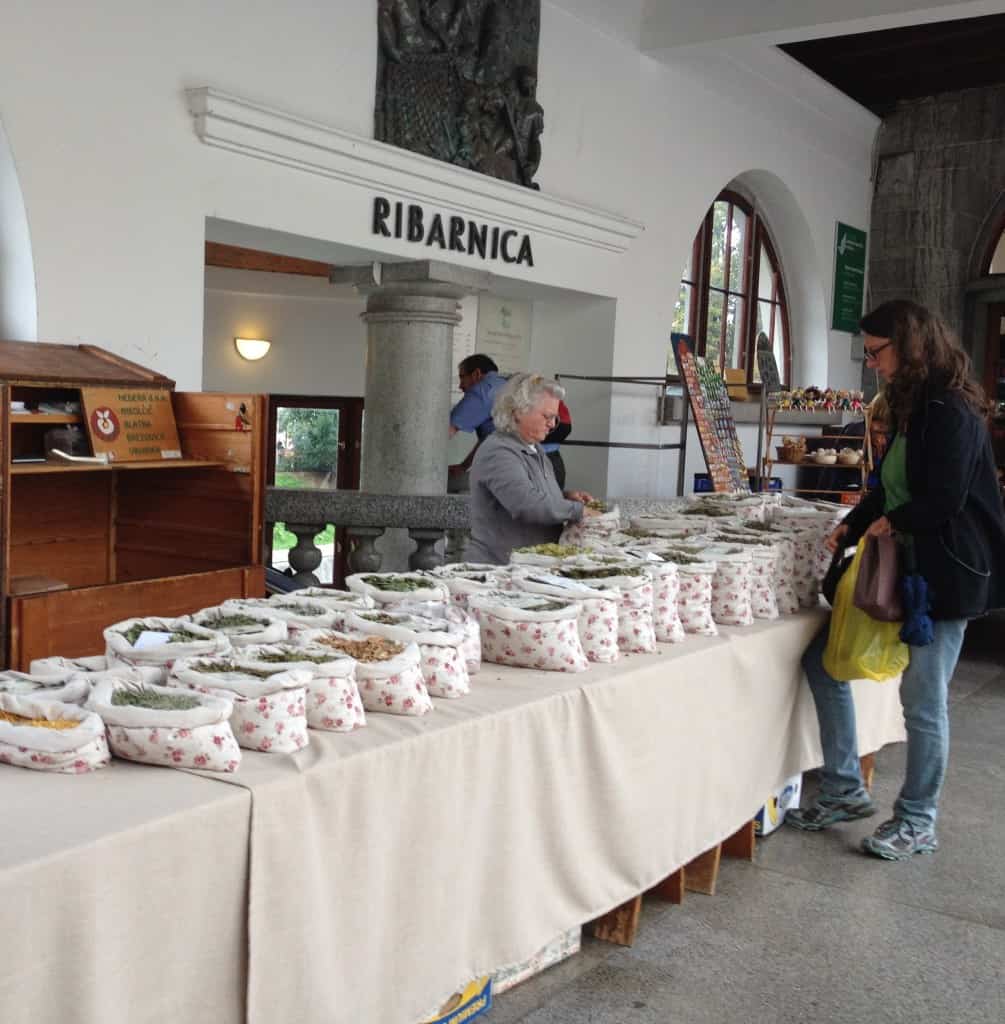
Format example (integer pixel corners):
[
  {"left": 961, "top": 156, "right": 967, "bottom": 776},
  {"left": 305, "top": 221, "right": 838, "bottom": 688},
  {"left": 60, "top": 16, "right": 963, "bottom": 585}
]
[{"left": 823, "top": 538, "right": 909, "bottom": 682}]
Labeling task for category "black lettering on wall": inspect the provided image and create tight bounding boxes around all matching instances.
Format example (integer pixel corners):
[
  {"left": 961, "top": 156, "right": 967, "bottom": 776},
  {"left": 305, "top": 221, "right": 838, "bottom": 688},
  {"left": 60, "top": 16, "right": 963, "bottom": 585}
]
[
  {"left": 372, "top": 196, "right": 392, "bottom": 237},
  {"left": 448, "top": 216, "right": 466, "bottom": 253},
  {"left": 500, "top": 230, "right": 518, "bottom": 263},
  {"left": 408, "top": 205, "right": 424, "bottom": 242}
]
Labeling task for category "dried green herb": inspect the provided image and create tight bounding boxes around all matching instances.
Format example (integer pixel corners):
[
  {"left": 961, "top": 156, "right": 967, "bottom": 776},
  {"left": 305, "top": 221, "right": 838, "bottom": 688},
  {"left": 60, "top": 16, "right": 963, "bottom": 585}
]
[
  {"left": 680, "top": 505, "right": 735, "bottom": 517},
  {"left": 513, "top": 543, "right": 585, "bottom": 557},
  {"left": 186, "top": 659, "right": 278, "bottom": 681},
  {"left": 111, "top": 684, "right": 201, "bottom": 711},
  {"left": 275, "top": 602, "right": 326, "bottom": 616},
  {"left": 199, "top": 613, "right": 265, "bottom": 629},
  {"left": 360, "top": 575, "right": 431, "bottom": 592},
  {"left": 585, "top": 500, "right": 608, "bottom": 512},
  {"left": 120, "top": 623, "right": 207, "bottom": 646},
  {"left": 362, "top": 612, "right": 402, "bottom": 625},
  {"left": 558, "top": 565, "right": 644, "bottom": 580},
  {"left": 255, "top": 650, "right": 333, "bottom": 665}
]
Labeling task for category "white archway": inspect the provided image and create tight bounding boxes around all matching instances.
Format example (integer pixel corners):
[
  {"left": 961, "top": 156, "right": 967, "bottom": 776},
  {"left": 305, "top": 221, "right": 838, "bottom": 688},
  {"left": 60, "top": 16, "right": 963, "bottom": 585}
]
[
  {"left": 731, "top": 169, "right": 829, "bottom": 387},
  {"left": 0, "top": 115, "right": 37, "bottom": 340}
]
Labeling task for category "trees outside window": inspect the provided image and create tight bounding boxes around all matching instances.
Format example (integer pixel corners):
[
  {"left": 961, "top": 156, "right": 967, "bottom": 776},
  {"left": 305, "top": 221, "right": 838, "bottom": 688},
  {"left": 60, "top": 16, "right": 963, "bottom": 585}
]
[{"left": 672, "top": 190, "right": 790, "bottom": 387}]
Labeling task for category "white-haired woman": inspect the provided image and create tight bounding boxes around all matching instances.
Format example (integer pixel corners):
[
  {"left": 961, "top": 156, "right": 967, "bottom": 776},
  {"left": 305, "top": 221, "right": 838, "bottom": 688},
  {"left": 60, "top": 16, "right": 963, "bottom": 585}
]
[{"left": 466, "top": 373, "right": 595, "bottom": 563}]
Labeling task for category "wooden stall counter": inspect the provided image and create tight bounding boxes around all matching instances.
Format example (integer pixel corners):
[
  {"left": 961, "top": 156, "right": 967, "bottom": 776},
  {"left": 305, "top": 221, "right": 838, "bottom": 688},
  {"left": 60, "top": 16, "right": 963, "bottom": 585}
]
[{"left": 0, "top": 340, "right": 267, "bottom": 668}]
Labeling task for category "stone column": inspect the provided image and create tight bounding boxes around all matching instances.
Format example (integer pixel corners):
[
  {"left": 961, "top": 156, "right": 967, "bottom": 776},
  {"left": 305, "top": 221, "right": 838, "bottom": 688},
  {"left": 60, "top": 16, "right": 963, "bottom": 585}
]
[{"left": 331, "top": 260, "right": 489, "bottom": 569}]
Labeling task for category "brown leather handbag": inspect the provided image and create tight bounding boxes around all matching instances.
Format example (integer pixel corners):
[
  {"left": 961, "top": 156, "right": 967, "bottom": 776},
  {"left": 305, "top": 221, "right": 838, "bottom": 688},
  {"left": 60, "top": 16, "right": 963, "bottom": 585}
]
[{"left": 853, "top": 533, "right": 903, "bottom": 622}]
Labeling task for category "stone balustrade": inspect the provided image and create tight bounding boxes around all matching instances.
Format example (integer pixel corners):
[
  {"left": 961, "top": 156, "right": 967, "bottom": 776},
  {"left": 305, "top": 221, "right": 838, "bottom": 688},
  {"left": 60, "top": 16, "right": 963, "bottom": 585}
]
[{"left": 265, "top": 489, "right": 471, "bottom": 585}]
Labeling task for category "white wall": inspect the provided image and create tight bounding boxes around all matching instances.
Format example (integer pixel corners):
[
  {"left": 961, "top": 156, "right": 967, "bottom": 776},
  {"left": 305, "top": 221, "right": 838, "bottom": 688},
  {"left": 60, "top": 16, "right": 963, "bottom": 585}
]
[
  {"left": 203, "top": 268, "right": 365, "bottom": 396},
  {"left": 0, "top": 117, "right": 36, "bottom": 340},
  {"left": 0, "top": 0, "right": 878, "bottom": 497}
]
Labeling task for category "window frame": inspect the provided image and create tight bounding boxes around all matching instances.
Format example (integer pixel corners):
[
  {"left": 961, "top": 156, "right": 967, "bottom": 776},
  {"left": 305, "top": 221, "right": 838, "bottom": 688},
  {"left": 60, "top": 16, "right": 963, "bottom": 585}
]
[{"left": 675, "top": 189, "right": 791, "bottom": 389}]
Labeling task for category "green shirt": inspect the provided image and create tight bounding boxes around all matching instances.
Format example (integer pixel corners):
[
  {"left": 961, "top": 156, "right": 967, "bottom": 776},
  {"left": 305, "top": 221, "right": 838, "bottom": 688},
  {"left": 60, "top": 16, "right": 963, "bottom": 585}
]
[{"left": 881, "top": 433, "right": 911, "bottom": 517}]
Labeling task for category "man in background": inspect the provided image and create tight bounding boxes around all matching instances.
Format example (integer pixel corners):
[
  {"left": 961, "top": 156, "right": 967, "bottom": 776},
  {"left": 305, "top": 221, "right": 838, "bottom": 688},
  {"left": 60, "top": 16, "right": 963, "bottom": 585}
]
[
  {"left": 540, "top": 399, "right": 572, "bottom": 488},
  {"left": 448, "top": 353, "right": 506, "bottom": 488}
]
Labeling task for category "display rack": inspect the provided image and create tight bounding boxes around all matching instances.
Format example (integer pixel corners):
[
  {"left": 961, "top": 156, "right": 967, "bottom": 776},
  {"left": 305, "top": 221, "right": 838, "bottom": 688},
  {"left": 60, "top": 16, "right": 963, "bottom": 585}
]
[{"left": 760, "top": 404, "right": 874, "bottom": 501}]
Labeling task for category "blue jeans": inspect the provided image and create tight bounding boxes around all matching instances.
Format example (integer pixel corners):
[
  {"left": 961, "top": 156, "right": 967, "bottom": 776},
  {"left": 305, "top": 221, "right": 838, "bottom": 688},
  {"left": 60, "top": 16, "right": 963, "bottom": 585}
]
[{"left": 802, "top": 617, "right": 968, "bottom": 829}]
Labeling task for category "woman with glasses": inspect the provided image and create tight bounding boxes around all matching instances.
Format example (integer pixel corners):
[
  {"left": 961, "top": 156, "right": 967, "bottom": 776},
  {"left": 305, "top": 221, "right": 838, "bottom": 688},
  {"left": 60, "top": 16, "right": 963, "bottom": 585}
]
[
  {"left": 788, "top": 299, "right": 1005, "bottom": 859},
  {"left": 466, "top": 372, "right": 596, "bottom": 564}
]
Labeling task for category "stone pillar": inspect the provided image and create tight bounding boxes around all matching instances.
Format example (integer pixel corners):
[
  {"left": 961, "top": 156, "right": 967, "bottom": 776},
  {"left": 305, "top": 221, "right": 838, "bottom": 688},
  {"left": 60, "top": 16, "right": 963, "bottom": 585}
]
[
  {"left": 333, "top": 260, "right": 491, "bottom": 495},
  {"left": 331, "top": 261, "right": 490, "bottom": 570}
]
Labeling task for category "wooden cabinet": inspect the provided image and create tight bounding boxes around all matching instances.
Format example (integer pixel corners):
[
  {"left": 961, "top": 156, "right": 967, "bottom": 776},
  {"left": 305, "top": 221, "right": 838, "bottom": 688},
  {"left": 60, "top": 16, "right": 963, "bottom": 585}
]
[{"left": 0, "top": 341, "right": 266, "bottom": 669}]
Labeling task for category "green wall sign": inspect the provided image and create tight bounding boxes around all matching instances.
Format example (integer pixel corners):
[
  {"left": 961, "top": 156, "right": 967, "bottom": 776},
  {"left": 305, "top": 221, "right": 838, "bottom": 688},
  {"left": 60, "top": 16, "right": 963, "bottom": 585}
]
[{"left": 832, "top": 222, "right": 867, "bottom": 333}]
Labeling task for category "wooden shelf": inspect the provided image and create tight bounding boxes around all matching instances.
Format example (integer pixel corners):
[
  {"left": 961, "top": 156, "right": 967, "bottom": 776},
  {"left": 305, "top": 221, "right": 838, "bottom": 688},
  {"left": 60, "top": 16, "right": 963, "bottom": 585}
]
[
  {"left": 11, "top": 458, "right": 224, "bottom": 475},
  {"left": 10, "top": 412, "right": 83, "bottom": 424}
]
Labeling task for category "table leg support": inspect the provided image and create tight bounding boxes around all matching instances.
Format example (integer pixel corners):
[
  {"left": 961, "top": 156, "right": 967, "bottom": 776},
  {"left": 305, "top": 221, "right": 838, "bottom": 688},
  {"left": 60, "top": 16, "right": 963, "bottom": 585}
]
[
  {"left": 721, "top": 820, "right": 756, "bottom": 860},
  {"left": 860, "top": 752, "right": 876, "bottom": 792},
  {"left": 647, "top": 868, "right": 685, "bottom": 905},
  {"left": 684, "top": 844, "right": 722, "bottom": 896},
  {"left": 589, "top": 895, "right": 643, "bottom": 947}
]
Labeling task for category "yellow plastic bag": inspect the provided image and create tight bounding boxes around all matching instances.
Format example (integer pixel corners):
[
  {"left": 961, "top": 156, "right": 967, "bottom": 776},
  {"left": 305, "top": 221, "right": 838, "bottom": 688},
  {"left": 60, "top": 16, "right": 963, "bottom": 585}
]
[{"left": 822, "top": 538, "right": 909, "bottom": 682}]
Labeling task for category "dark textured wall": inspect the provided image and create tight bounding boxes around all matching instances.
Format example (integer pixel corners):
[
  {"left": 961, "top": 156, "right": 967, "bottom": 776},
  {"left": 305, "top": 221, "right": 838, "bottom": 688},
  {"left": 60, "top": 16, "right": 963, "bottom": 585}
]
[{"left": 869, "top": 84, "right": 1005, "bottom": 345}]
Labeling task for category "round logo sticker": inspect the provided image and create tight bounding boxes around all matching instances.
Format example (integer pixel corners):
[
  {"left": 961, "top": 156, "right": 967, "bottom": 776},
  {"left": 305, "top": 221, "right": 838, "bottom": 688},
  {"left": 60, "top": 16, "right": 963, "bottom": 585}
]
[{"left": 90, "top": 406, "right": 121, "bottom": 442}]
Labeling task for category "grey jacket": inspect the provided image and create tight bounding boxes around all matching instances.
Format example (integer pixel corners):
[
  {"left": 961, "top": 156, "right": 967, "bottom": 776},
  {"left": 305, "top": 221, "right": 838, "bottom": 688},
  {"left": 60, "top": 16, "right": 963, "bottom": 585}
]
[{"left": 465, "top": 430, "right": 584, "bottom": 564}]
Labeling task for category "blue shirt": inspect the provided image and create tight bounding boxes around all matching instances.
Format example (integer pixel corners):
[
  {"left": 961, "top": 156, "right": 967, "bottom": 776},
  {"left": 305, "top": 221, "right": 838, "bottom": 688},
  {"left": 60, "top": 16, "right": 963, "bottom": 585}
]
[{"left": 450, "top": 372, "right": 507, "bottom": 439}]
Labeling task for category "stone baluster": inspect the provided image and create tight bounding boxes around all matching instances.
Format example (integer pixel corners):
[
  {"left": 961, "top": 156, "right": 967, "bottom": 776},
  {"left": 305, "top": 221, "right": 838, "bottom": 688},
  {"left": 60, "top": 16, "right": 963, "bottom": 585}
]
[
  {"left": 408, "top": 528, "right": 444, "bottom": 571},
  {"left": 285, "top": 523, "right": 325, "bottom": 586},
  {"left": 347, "top": 527, "right": 385, "bottom": 573}
]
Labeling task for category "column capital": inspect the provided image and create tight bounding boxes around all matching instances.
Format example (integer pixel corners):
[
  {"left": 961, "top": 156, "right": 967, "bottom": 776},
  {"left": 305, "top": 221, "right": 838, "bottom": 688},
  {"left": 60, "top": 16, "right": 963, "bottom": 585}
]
[{"left": 330, "top": 259, "right": 492, "bottom": 297}]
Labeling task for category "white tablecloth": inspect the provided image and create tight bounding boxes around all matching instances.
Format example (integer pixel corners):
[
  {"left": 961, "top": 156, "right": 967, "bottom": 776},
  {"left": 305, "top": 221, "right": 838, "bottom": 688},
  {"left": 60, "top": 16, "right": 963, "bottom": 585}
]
[
  {"left": 0, "top": 761, "right": 251, "bottom": 1024},
  {"left": 0, "top": 611, "right": 907, "bottom": 1024}
]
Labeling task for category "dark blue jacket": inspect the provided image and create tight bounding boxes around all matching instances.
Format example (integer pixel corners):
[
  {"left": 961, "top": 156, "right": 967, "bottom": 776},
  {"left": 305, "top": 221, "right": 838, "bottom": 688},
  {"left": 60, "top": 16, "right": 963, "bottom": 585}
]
[{"left": 842, "top": 380, "right": 1005, "bottom": 620}]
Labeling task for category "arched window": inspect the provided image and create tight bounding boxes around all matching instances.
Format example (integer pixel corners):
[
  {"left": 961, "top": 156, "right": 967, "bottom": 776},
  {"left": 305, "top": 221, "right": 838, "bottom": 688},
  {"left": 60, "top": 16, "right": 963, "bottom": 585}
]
[
  {"left": 989, "top": 226, "right": 1005, "bottom": 274},
  {"left": 672, "top": 190, "right": 790, "bottom": 387}
]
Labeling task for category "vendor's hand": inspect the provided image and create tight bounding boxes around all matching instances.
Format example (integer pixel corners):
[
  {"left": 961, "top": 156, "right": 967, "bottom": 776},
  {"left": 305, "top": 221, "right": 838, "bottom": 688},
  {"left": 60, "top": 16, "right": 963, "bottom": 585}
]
[
  {"left": 448, "top": 463, "right": 466, "bottom": 478},
  {"left": 564, "top": 490, "right": 594, "bottom": 503},
  {"left": 825, "top": 524, "right": 848, "bottom": 553},
  {"left": 866, "top": 516, "right": 893, "bottom": 538}
]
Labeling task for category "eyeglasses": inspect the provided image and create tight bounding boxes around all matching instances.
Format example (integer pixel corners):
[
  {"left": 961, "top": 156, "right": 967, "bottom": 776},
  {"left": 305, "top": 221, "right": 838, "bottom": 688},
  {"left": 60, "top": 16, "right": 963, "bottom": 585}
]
[{"left": 864, "top": 340, "right": 893, "bottom": 361}]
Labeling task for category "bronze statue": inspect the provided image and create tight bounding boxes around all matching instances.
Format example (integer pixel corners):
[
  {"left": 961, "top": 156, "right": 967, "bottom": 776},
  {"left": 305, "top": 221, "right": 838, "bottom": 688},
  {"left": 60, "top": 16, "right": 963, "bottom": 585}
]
[{"left": 375, "top": 0, "right": 543, "bottom": 188}]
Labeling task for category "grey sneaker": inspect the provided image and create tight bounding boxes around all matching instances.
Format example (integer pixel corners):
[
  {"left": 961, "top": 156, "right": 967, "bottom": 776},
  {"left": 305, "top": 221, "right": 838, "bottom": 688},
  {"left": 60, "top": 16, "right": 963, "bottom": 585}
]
[
  {"left": 861, "top": 818, "right": 938, "bottom": 860},
  {"left": 785, "top": 795, "right": 877, "bottom": 832}
]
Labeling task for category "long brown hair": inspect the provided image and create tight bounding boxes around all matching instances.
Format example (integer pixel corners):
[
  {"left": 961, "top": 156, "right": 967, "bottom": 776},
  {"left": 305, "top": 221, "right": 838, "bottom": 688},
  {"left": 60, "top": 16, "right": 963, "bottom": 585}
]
[{"left": 859, "top": 299, "right": 990, "bottom": 429}]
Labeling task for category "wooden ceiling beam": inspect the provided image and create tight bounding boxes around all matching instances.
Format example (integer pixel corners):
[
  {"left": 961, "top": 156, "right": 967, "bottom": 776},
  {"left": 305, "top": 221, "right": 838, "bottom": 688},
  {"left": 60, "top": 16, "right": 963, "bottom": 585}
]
[{"left": 205, "top": 241, "right": 332, "bottom": 278}]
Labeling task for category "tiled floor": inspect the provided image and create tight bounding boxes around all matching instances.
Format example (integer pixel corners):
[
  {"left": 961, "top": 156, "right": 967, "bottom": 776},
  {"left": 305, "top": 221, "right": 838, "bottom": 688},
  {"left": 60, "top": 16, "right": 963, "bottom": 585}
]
[{"left": 493, "top": 622, "right": 1005, "bottom": 1024}]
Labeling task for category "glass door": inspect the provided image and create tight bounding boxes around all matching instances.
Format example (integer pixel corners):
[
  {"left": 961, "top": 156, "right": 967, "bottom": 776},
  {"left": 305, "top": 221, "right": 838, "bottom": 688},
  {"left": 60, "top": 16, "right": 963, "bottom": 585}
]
[{"left": 266, "top": 395, "right": 363, "bottom": 586}]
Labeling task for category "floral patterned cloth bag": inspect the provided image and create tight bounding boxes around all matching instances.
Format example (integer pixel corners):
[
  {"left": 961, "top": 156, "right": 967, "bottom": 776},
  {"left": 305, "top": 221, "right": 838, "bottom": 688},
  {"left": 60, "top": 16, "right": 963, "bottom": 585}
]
[
  {"left": 513, "top": 574, "right": 620, "bottom": 664},
  {"left": 225, "top": 597, "right": 341, "bottom": 639},
  {"left": 286, "top": 588, "right": 376, "bottom": 629},
  {"left": 299, "top": 631, "right": 433, "bottom": 716},
  {"left": 0, "top": 693, "right": 110, "bottom": 773},
  {"left": 429, "top": 565, "right": 511, "bottom": 610},
  {"left": 348, "top": 609, "right": 471, "bottom": 699},
  {"left": 559, "top": 504, "right": 622, "bottom": 548},
  {"left": 467, "top": 592, "right": 589, "bottom": 673},
  {"left": 392, "top": 599, "right": 483, "bottom": 676},
  {"left": 86, "top": 678, "right": 241, "bottom": 773},
  {"left": 169, "top": 657, "right": 312, "bottom": 751},
  {"left": 190, "top": 605, "right": 289, "bottom": 647},
  {"left": 345, "top": 572, "right": 450, "bottom": 607},
  {"left": 104, "top": 617, "right": 232, "bottom": 682},
  {"left": 234, "top": 643, "right": 365, "bottom": 733},
  {"left": 637, "top": 558, "right": 686, "bottom": 644},
  {"left": 554, "top": 563, "right": 656, "bottom": 654},
  {"left": 667, "top": 557, "right": 718, "bottom": 636}
]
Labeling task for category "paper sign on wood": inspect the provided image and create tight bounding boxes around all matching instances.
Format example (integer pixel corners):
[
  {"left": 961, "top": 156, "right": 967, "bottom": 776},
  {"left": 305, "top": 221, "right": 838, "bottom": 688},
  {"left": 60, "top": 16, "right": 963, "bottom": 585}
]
[{"left": 80, "top": 387, "right": 182, "bottom": 462}]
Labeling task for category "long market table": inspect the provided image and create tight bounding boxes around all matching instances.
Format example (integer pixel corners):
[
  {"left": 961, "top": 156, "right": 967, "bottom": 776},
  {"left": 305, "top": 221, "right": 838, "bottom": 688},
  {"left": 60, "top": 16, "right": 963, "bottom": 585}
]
[{"left": 1, "top": 611, "right": 906, "bottom": 1024}]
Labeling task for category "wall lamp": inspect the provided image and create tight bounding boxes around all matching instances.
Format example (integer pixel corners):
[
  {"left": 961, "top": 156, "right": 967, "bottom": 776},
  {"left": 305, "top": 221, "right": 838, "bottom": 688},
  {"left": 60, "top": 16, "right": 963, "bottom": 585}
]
[{"left": 234, "top": 337, "right": 271, "bottom": 361}]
